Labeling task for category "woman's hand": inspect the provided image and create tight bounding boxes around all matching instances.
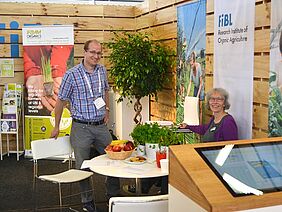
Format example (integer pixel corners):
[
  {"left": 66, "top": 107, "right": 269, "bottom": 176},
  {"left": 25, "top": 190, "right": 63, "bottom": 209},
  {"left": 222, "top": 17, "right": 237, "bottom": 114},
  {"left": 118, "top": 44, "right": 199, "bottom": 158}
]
[{"left": 179, "top": 123, "right": 188, "bottom": 129}]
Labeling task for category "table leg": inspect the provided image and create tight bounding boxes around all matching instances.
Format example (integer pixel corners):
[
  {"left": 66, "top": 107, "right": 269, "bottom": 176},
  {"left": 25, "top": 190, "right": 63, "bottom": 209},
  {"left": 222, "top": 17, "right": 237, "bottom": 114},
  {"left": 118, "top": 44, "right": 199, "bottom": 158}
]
[{"left": 135, "top": 178, "right": 142, "bottom": 195}]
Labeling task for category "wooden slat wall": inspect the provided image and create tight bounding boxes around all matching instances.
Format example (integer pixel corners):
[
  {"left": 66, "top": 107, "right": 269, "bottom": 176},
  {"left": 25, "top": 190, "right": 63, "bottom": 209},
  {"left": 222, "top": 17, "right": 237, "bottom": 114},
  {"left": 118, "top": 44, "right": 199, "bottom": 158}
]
[
  {"left": 0, "top": 2, "right": 135, "bottom": 151},
  {"left": 137, "top": 0, "right": 271, "bottom": 138},
  {"left": 0, "top": 0, "right": 273, "bottom": 152}
]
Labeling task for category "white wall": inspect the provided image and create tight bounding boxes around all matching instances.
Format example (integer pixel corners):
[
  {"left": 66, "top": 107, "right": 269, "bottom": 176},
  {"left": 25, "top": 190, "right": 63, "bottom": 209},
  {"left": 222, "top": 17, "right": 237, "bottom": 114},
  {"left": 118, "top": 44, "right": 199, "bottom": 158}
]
[{"left": 109, "top": 91, "right": 149, "bottom": 140}]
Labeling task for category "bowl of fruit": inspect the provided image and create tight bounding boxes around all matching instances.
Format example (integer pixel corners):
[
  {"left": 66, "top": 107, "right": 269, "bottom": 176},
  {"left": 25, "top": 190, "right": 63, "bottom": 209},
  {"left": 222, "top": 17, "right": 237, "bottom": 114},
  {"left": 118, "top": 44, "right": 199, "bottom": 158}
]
[{"left": 105, "top": 140, "right": 135, "bottom": 160}]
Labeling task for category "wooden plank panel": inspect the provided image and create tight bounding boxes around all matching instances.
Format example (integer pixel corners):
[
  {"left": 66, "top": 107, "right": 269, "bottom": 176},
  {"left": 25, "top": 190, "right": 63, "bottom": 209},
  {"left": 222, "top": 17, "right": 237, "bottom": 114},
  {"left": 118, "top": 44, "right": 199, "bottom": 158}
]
[
  {"left": 255, "top": 2, "right": 271, "bottom": 28},
  {"left": 204, "top": 75, "right": 213, "bottom": 92},
  {"left": 74, "top": 31, "right": 105, "bottom": 43},
  {"left": 0, "top": 3, "right": 44, "bottom": 15},
  {"left": 149, "top": 0, "right": 175, "bottom": 11},
  {"left": 13, "top": 58, "right": 24, "bottom": 72},
  {"left": 206, "top": 35, "right": 214, "bottom": 55},
  {"left": 0, "top": 30, "right": 22, "bottom": 43},
  {"left": 254, "top": 55, "right": 269, "bottom": 79},
  {"left": 0, "top": 16, "right": 135, "bottom": 30},
  {"left": 103, "top": 5, "right": 135, "bottom": 17},
  {"left": 0, "top": 44, "right": 23, "bottom": 57},
  {"left": 205, "top": 55, "right": 213, "bottom": 75},
  {"left": 141, "top": 22, "right": 177, "bottom": 40},
  {"left": 253, "top": 80, "right": 269, "bottom": 105},
  {"left": 0, "top": 72, "right": 24, "bottom": 85},
  {"left": 252, "top": 129, "right": 268, "bottom": 139},
  {"left": 134, "top": 2, "right": 150, "bottom": 17},
  {"left": 42, "top": 3, "right": 101, "bottom": 16},
  {"left": 155, "top": 6, "right": 176, "bottom": 25},
  {"left": 0, "top": 2, "right": 134, "bottom": 17},
  {"left": 163, "top": 39, "right": 177, "bottom": 50},
  {"left": 254, "top": 29, "right": 270, "bottom": 53},
  {"left": 206, "top": 0, "right": 214, "bottom": 14},
  {"left": 150, "top": 101, "right": 176, "bottom": 121},
  {"left": 151, "top": 89, "right": 176, "bottom": 107},
  {"left": 136, "top": 13, "right": 157, "bottom": 29},
  {"left": 0, "top": 30, "right": 112, "bottom": 44},
  {"left": 253, "top": 105, "right": 268, "bottom": 130},
  {"left": 206, "top": 14, "right": 214, "bottom": 35}
]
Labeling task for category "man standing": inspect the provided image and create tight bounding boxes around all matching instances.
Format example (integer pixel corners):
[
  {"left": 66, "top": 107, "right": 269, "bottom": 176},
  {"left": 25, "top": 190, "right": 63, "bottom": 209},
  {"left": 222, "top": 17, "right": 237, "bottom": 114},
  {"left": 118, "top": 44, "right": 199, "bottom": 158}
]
[{"left": 51, "top": 39, "right": 119, "bottom": 212}]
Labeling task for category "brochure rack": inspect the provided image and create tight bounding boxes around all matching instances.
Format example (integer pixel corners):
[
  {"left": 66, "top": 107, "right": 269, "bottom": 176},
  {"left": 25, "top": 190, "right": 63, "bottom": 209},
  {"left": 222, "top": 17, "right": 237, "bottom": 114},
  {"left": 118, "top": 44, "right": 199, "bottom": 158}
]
[{"left": 0, "top": 83, "right": 24, "bottom": 161}]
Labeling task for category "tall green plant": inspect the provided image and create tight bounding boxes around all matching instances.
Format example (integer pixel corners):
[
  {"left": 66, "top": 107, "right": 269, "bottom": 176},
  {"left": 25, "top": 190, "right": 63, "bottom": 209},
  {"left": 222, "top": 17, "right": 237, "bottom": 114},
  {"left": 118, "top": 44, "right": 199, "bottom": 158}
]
[{"left": 108, "top": 31, "right": 174, "bottom": 123}]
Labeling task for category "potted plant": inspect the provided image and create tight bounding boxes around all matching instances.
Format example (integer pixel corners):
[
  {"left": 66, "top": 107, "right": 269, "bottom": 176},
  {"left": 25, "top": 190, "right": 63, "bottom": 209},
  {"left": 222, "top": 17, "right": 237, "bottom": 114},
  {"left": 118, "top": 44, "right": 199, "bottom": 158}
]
[
  {"left": 130, "top": 123, "right": 161, "bottom": 158},
  {"left": 107, "top": 31, "right": 174, "bottom": 124},
  {"left": 131, "top": 123, "right": 184, "bottom": 162},
  {"left": 130, "top": 123, "right": 147, "bottom": 156}
]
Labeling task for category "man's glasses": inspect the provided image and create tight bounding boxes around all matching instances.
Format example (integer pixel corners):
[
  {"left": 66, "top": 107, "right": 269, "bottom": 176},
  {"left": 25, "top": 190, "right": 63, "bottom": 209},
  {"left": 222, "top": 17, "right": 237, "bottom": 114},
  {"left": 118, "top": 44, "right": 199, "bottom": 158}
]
[
  {"left": 209, "top": 97, "right": 224, "bottom": 102},
  {"left": 87, "top": 50, "right": 102, "bottom": 57}
]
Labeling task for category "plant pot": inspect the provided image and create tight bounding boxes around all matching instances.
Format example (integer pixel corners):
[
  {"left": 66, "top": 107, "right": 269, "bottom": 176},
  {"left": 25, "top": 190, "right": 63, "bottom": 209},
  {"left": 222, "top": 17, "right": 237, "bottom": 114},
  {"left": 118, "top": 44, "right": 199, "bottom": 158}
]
[
  {"left": 137, "top": 145, "right": 145, "bottom": 156},
  {"left": 145, "top": 143, "right": 159, "bottom": 161},
  {"left": 43, "top": 81, "right": 54, "bottom": 96},
  {"left": 156, "top": 151, "right": 167, "bottom": 168}
]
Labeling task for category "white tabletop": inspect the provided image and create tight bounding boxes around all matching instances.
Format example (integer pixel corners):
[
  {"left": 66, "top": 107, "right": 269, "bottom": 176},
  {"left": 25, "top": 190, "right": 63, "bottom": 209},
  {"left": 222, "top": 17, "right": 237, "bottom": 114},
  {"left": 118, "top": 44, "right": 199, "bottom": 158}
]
[{"left": 81, "top": 154, "right": 168, "bottom": 179}]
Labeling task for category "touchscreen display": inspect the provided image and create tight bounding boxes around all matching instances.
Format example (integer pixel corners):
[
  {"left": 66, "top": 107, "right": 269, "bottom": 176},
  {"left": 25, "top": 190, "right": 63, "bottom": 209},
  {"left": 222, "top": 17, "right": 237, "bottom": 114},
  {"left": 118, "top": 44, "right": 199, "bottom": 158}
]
[{"left": 196, "top": 142, "right": 282, "bottom": 197}]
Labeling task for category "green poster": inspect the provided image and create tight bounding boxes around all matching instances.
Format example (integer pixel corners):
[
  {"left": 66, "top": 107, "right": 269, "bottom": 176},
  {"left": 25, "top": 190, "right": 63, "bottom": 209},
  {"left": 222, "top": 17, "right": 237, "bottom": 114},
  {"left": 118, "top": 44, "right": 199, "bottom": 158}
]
[{"left": 0, "top": 59, "right": 14, "bottom": 77}]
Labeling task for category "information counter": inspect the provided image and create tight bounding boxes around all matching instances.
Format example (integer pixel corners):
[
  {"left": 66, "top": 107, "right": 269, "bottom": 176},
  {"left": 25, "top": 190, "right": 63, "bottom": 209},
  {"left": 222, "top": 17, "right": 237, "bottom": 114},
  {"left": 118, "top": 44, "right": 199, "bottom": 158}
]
[{"left": 169, "top": 137, "right": 282, "bottom": 211}]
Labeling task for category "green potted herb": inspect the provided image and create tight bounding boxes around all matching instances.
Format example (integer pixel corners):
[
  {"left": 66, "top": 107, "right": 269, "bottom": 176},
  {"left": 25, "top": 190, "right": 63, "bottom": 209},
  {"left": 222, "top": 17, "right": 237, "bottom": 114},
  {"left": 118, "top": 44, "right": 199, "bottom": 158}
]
[
  {"left": 130, "top": 123, "right": 160, "bottom": 157},
  {"left": 108, "top": 31, "right": 174, "bottom": 124}
]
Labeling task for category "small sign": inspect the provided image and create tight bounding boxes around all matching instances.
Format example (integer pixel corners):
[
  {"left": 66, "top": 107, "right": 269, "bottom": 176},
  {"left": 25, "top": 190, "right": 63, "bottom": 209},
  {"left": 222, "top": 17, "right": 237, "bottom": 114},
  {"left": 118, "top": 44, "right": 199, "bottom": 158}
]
[{"left": 0, "top": 59, "right": 14, "bottom": 77}]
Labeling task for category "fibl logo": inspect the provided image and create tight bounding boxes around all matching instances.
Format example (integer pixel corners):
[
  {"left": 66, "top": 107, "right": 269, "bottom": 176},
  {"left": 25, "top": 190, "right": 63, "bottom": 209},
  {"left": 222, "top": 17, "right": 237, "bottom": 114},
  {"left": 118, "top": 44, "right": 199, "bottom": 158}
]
[
  {"left": 218, "top": 13, "right": 233, "bottom": 27},
  {"left": 0, "top": 20, "right": 41, "bottom": 57}
]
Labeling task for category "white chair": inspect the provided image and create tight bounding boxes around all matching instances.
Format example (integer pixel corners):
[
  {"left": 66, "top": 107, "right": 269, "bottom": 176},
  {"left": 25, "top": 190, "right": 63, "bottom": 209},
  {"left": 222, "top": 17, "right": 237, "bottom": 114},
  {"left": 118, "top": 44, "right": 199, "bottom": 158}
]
[
  {"left": 109, "top": 194, "right": 168, "bottom": 212},
  {"left": 31, "top": 136, "right": 93, "bottom": 209}
]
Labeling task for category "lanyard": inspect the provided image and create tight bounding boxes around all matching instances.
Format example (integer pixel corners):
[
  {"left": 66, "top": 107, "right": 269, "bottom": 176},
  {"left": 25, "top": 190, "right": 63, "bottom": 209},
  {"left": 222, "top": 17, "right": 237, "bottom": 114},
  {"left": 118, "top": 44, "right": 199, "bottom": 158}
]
[{"left": 83, "top": 69, "right": 102, "bottom": 98}]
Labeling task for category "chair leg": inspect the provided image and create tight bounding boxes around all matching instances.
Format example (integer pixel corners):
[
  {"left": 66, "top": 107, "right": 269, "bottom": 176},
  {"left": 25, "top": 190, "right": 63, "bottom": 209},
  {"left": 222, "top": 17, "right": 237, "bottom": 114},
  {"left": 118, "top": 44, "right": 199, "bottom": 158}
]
[
  {"left": 59, "top": 183, "right": 63, "bottom": 208},
  {"left": 32, "top": 176, "right": 37, "bottom": 211}
]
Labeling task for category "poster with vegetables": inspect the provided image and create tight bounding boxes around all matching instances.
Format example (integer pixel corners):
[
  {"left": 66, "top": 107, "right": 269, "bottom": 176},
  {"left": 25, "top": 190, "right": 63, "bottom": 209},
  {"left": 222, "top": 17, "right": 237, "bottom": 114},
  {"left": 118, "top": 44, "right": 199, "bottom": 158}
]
[
  {"left": 269, "top": 0, "right": 282, "bottom": 136},
  {"left": 22, "top": 25, "right": 74, "bottom": 155}
]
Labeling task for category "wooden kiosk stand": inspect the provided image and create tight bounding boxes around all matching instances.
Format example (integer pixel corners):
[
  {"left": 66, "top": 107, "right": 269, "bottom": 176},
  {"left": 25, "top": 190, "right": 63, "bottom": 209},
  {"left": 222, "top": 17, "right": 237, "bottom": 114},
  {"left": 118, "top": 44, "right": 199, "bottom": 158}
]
[{"left": 169, "top": 137, "right": 282, "bottom": 212}]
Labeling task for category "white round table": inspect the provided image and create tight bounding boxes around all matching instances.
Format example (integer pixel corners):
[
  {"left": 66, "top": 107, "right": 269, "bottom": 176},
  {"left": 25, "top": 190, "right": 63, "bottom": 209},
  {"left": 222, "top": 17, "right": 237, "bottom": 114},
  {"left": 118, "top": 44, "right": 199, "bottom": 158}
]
[{"left": 81, "top": 154, "right": 168, "bottom": 194}]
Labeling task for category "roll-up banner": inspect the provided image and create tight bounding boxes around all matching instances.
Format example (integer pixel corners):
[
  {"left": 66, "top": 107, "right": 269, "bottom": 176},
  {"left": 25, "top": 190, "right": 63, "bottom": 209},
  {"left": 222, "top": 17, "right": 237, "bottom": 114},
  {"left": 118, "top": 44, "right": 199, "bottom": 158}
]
[
  {"left": 214, "top": 0, "right": 255, "bottom": 139},
  {"left": 22, "top": 25, "right": 74, "bottom": 156},
  {"left": 176, "top": 0, "right": 206, "bottom": 125}
]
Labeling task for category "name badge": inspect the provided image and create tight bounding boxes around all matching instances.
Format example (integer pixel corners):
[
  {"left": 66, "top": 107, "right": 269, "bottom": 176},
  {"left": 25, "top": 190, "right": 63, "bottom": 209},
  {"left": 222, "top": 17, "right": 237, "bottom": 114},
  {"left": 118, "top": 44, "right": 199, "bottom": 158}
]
[
  {"left": 94, "top": 97, "right": 106, "bottom": 109},
  {"left": 210, "top": 126, "right": 216, "bottom": 132}
]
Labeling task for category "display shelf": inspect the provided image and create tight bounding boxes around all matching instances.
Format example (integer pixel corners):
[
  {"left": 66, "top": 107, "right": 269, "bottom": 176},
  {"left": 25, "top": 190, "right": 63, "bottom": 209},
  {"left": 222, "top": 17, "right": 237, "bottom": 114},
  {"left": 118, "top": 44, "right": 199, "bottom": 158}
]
[{"left": 0, "top": 83, "right": 24, "bottom": 161}]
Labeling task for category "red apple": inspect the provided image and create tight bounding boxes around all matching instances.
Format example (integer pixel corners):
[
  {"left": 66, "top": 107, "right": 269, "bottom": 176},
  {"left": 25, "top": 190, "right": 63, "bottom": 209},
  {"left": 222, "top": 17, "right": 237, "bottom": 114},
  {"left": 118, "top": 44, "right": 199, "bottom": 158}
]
[
  {"left": 126, "top": 141, "right": 135, "bottom": 150},
  {"left": 123, "top": 145, "right": 132, "bottom": 151},
  {"left": 105, "top": 145, "right": 113, "bottom": 151},
  {"left": 112, "top": 145, "right": 122, "bottom": 152}
]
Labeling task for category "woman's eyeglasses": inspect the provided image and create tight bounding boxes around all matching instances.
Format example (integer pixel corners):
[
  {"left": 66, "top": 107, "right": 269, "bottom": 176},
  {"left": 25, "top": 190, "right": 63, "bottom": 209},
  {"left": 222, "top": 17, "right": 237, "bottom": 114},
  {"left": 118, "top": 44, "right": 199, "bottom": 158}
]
[{"left": 209, "top": 97, "right": 224, "bottom": 102}]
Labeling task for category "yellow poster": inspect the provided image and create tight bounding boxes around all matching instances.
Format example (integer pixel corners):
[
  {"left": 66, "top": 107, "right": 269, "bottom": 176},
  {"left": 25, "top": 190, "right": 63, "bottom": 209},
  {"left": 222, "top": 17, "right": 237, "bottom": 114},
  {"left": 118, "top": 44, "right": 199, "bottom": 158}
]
[{"left": 24, "top": 108, "right": 72, "bottom": 153}]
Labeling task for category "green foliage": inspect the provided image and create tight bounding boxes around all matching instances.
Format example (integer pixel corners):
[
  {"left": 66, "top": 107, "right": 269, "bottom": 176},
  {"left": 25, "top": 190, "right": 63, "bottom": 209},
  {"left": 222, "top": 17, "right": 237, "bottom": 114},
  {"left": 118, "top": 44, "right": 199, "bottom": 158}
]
[
  {"left": 269, "top": 85, "right": 282, "bottom": 136},
  {"left": 107, "top": 31, "right": 174, "bottom": 102},
  {"left": 40, "top": 50, "right": 52, "bottom": 83},
  {"left": 130, "top": 123, "right": 184, "bottom": 147}
]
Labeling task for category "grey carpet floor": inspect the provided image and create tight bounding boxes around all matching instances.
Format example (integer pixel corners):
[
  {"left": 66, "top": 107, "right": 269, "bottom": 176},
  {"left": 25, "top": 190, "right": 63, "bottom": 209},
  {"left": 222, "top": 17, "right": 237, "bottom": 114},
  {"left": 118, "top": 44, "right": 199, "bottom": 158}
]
[{"left": 0, "top": 154, "right": 161, "bottom": 212}]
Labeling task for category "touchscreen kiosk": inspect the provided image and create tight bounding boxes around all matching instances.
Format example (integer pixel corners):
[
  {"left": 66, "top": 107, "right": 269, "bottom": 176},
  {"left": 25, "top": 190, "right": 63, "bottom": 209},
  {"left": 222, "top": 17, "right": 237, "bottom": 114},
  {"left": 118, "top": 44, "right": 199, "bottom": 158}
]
[{"left": 196, "top": 142, "right": 282, "bottom": 197}]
